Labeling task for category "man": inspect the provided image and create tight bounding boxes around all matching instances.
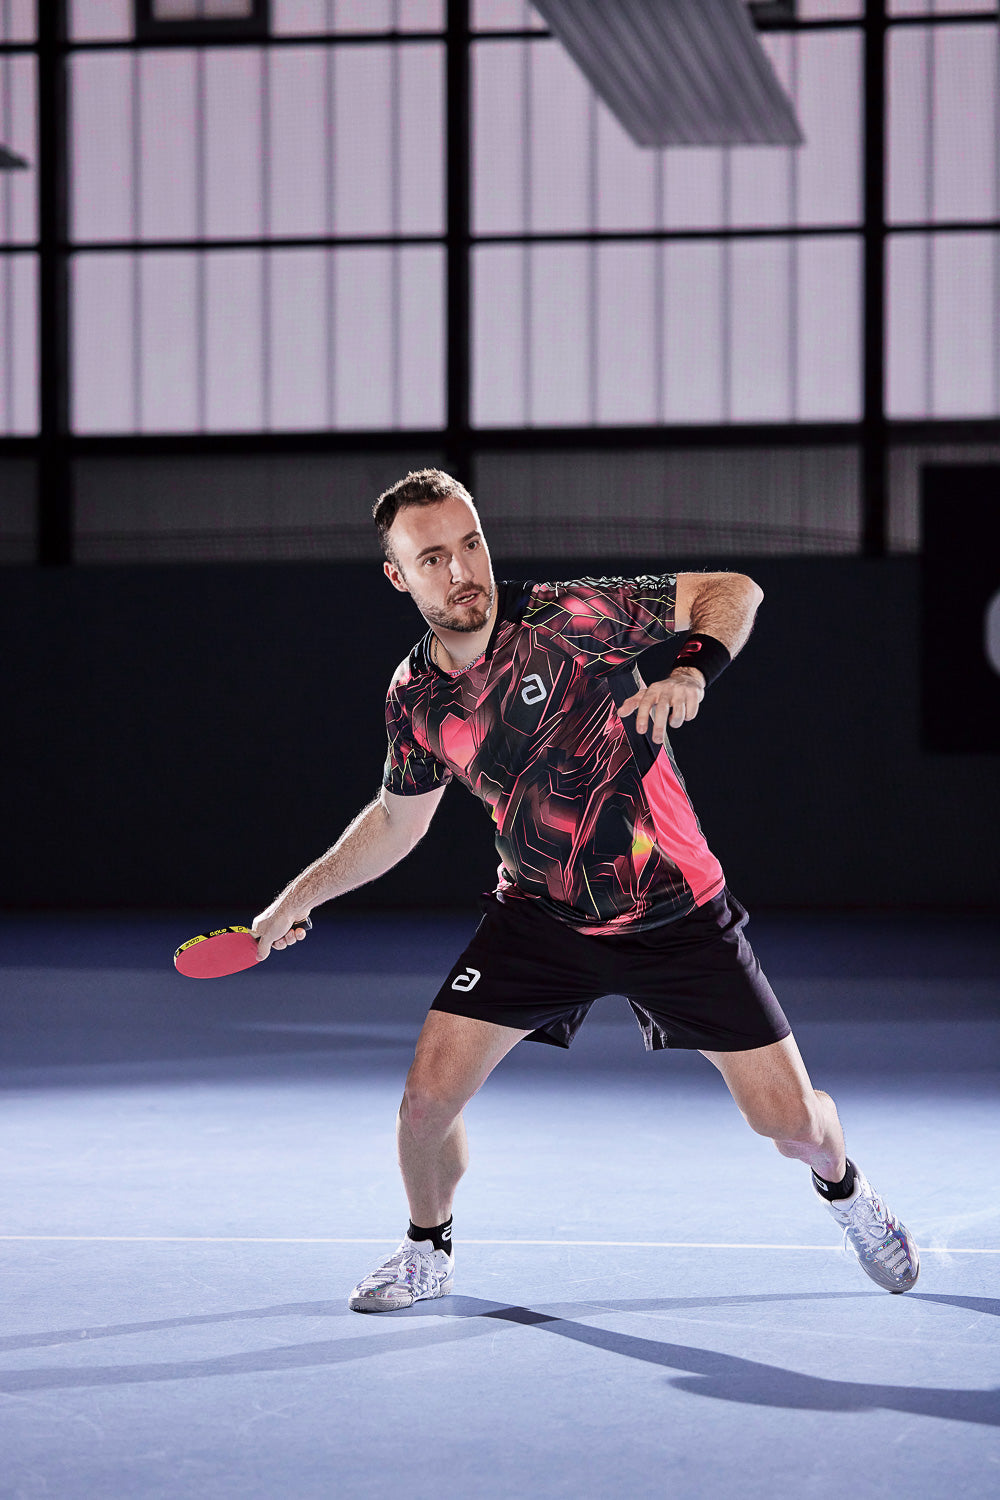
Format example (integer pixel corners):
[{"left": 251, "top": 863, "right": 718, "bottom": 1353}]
[{"left": 253, "top": 469, "right": 919, "bottom": 1311}]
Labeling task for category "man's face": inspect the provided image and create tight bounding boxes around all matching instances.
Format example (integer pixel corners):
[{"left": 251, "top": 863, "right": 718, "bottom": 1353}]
[{"left": 384, "top": 494, "right": 496, "bottom": 634}]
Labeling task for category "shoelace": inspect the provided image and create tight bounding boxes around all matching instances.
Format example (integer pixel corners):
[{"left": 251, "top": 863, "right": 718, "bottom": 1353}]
[
  {"left": 358, "top": 1244, "right": 446, "bottom": 1296},
  {"left": 841, "top": 1192, "right": 910, "bottom": 1269}
]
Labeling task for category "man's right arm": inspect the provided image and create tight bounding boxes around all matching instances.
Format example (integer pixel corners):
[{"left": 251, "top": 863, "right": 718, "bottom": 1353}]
[{"left": 252, "top": 785, "right": 446, "bottom": 960}]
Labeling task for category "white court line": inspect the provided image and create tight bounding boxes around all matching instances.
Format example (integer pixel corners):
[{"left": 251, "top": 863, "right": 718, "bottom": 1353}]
[{"left": 0, "top": 1236, "right": 994, "bottom": 1253}]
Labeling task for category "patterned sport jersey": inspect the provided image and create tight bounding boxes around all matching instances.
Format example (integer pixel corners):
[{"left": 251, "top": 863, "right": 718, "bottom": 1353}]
[{"left": 383, "top": 577, "right": 725, "bottom": 933}]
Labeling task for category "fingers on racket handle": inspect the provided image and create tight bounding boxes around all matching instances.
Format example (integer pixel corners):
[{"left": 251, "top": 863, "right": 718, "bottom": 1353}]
[{"left": 292, "top": 917, "right": 312, "bottom": 932}]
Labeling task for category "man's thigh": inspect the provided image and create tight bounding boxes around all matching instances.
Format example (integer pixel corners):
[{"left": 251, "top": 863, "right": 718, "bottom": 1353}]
[
  {"left": 700, "top": 1033, "right": 817, "bottom": 1116},
  {"left": 406, "top": 1009, "right": 531, "bottom": 1108}
]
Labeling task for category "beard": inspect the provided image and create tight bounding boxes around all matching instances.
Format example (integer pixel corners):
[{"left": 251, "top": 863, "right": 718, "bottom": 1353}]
[{"left": 419, "top": 581, "right": 495, "bottom": 634}]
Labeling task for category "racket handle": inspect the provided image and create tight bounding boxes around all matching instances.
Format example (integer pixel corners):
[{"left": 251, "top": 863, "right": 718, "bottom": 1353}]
[{"left": 291, "top": 916, "right": 312, "bottom": 932}]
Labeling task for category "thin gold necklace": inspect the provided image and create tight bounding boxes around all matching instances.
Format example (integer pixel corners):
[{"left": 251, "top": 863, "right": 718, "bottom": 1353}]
[{"left": 432, "top": 633, "right": 486, "bottom": 675}]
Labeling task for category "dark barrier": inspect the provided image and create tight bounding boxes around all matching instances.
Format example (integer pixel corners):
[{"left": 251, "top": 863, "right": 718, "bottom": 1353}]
[{"left": 3, "top": 555, "right": 998, "bottom": 911}]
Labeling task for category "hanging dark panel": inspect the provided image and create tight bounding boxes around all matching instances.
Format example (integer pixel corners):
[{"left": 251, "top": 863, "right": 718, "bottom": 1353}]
[{"left": 530, "top": 0, "right": 803, "bottom": 146}]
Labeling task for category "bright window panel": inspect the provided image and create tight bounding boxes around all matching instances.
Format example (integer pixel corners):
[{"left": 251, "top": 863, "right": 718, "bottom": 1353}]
[
  {"left": 397, "top": 246, "right": 445, "bottom": 428},
  {"left": 0, "top": 252, "right": 38, "bottom": 434},
  {"left": 596, "top": 243, "right": 657, "bottom": 424},
  {"left": 205, "top": 250, "right": 264, "bottom": 428},
  {"left": 888, "top": 232, "right": 1000, "bottom": 418},
  {"left": 473, "top": 40, "right": 529, "bottom": 235},
  {"left": 139, "top": 253, "right": 200, "bottom": 430},
  {"left": 798, "top": 1, "right": 862, "bottom": 14},
  {"left": 204, "top": 49, "right": 265, "bottom": 238},
  {"left": 796, "top": 235, "right": 861, "bottom": 420},
  {"left": 74, "top": 247, "right": 443, "bottom": 434},
  {"left": 730, "top": 239, "right": 793, "bottom": 421},
  {"left": 530, "top": 244, "right": 591, "bottom": 423},
  {"left": 529, "top": 41, "right": 592, "bottom": 233},
  {"left": 70, "top": 0, "right": 132, "bottom": 40},
  {"left": 0, "top": 1, "right": 35, "bottom": 41},
  {"left": 268, "top": 46, "right": 330, "bottom": 238},
  {"left": 790, "top": 28, "right": 862, "bottom": 227},
  {"left": 70, "top": 52, "right": 135, "bottom": 242},
  {"left": 72, "top": 253, "right": 136, "bottom": 433},
  {"left": 889, "top": 24, "right": 999, "bottom": 224},
  {"left": 0, "top": 53, "right": 37, "bottom": 243},
  {"left": 473, "top": 244, "right": 527, "bottom": 425},
  {"left": 888, "top": 1, "right": 994, "bottom": 14},
  {"left": 139, "top": 51, "right": 199, "bottom": 240},
  {"left": 475, "top": 233, "right": 860, "bottom": 428},
  {"left": 663, "top": 241, "right": 726, "bottom": 423},
  {"left": 472, "top": 1, "right": 546, "bottom": 31},
  {"left": 474, "top": 28, "right": 861, "bottom": 235},
  {"left": 274, "top": 0, "right": 443, "bottom": 30}
]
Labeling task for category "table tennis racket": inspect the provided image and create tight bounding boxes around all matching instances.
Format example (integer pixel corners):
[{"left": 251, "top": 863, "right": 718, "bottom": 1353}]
[{"left": 173, "top": 918, "right": 312, "bottom": 978}]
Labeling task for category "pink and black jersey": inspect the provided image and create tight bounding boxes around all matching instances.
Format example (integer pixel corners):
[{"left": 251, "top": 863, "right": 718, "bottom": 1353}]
[{"left": 383, "top": 577, "right": 725, "bottom": 934}]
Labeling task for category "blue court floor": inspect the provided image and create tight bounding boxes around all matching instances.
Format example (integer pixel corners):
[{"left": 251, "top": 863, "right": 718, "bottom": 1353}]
[{"left": 1, "top": 911, "right": 998, "bottom": 1499}]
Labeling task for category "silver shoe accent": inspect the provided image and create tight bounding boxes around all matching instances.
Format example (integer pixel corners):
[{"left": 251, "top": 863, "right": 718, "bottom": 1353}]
[
  {"left": 348, "top": 1236, "right": 455, "bottom": 1313},
  {"left": 820, "top": 1164, "right": 919, "bottom": 1293}
]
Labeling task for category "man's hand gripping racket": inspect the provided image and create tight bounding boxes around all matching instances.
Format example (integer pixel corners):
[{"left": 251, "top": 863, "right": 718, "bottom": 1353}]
[{"left": 174, "top": 914, "right": 312, "bottom": 978}]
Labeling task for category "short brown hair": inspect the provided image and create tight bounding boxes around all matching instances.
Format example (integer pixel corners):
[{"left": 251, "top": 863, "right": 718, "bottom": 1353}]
[{"left": 373, "top": 468, "right": 474, "bottom": 564}]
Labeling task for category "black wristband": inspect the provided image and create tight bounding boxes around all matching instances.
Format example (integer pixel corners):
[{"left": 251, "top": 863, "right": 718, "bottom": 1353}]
[{"left": 672, "top": 633, "right": 731, "bottom": 688}]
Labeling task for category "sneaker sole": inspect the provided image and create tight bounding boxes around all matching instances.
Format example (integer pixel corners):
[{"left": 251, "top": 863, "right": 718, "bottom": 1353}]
[{"left": 348, "top": 1272, "right": 454, "bottom": 1313}]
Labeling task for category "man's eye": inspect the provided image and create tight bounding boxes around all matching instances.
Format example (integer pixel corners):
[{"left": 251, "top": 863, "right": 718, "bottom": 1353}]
[
  {"left": 467, "top": 539, "right": 479, "bottom": 551},
  {"left": 423, "top": 555, "right": 440, "bottom": 567}
]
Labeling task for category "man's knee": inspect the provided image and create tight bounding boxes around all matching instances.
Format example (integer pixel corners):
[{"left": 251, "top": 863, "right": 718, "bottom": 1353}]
[
  {"left": 399, "top": 1065, "right": 467, "bottom": 1139},
  {"left": 743, "top": 1087, "right": 824, "bottom": 1146}
]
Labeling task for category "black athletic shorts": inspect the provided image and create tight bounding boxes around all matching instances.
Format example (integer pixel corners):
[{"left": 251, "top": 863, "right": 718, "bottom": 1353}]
[{"left": 430, "top": 888, "right": 791, "bottom": 1053}]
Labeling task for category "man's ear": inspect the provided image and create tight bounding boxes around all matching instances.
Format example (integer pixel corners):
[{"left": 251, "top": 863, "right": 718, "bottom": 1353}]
[{"left": 384, "top": 559, "right": 409, "bottom": 595}]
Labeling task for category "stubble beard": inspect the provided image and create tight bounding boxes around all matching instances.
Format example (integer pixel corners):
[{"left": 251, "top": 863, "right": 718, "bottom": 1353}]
[{"left": 421, "top": 581, "right": 496, "bottom": 634}]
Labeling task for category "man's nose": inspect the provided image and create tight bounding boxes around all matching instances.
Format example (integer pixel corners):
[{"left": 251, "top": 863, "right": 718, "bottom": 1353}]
[{"left": 450, "top": 553, "right": 474, "bottom": 582}]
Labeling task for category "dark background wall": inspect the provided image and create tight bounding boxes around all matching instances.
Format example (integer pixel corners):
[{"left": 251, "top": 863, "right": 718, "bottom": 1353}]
[{"left": 4, "top": 554, "right": 998, "bottom": 914}]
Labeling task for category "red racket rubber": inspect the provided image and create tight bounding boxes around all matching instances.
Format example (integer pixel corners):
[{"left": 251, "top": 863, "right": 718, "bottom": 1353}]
[
  {"left": 173, "top": 918, "right": 311, "bottom": 979},
  {"left": 174, "top": 926, "right": 259, "bottom": 978}
]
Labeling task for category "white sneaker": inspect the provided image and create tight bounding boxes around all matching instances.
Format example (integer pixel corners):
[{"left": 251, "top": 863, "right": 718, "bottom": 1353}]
[
  {"left": 348, "top": 1236, "right": 455, "bottom": 1313},
  {"left": 818, "top": 1163, "right": 919, "bottom": 1293}
]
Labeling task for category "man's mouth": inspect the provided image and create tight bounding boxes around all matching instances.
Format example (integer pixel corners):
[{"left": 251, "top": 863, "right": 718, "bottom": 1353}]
[{"left": 450, "top": 589, "right": 482, "bottom": 606}]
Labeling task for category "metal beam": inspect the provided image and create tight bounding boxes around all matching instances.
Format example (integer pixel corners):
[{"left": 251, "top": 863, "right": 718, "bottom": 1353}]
[
  {"left": 445, "top": 0, "right": 473, "bottom": 490},
  {"left": 862, "top": 0, "right": 887, "bottom": 558},
  {"left": 36, "top": 0, "right": 72, "bottom": 566}
]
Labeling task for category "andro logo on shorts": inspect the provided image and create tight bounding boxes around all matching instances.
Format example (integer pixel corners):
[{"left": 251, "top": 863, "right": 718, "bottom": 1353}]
[
  {"left": 521, "top": 673, "right": 548, "bottom": 705},
  {"left": 451, "top": 966, "right": 481, "bottom": 992}
]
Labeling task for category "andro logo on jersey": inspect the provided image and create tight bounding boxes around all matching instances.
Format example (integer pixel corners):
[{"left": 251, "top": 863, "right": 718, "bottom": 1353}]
[
  {"left": 451, "top": 967, "right": 481, "bottom": 992},
  {"left": 521, "top": 674, "right": 548, "bottom": 705}
]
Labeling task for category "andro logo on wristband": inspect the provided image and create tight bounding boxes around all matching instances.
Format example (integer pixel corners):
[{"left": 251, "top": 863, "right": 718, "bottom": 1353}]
[{"left": 674, "top": 633, "right": 732, "bottom": 687}]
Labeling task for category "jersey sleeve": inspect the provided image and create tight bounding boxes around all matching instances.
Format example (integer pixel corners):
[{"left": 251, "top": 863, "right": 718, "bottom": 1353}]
[
  {"left": 523, "top": 575, "right": 678, "bottom": 668},
  {"left": 382, "top": 666, "right": 453, "bottom": 797}
]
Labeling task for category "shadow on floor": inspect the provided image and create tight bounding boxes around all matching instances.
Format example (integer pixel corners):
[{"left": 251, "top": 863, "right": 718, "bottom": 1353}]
[{"left": 2, "top": 1293, "right": 997, "bottom": 1426}]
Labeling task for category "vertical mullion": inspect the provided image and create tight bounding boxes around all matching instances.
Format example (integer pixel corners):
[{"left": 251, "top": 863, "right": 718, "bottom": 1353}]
[
  {"left": 1, "top": 36, "right": 12, "bottom": 433},
  {"left": 390, "top": 4, "right": 402, "bottom": 429},
  {"left": 324, "top": 5, "right": 337, "bottom": 428},
  {"left": 923, "top": 22, "right": 935, "bottom": 418},
  {"left": 721, "top": 147, "right": 732, "bottom": 423},
  {"left": 586, "top": 86, "right": 598, "bottom": 426},
  {"left": 131, "top": 50, "right": 142, "bottom": 431},
  {"left": 195, "top": 47, "right": 207, "bottom": 431},
  {"left": 445, "top": 0, "right": 471, "bottom": 484},
  {"left": 862, "top": 0, "right": 887, "bottom": 558},
  {"left": 260, "top": 43, "right": 271, "bottom": 430},
  {"left": 521, "top": 31, "right": 532, "bottom": 425},
  {"left": 994, "top": 14, "right": 1000, "bottom": 415},
  {"left": 37, "top": 0, "right": 71, "bottom": 565},
  {"left": 653, "top": 150, "right": 665, "bottom": 423},
  {"left": 789, "top": 33, "right": 799, "bottom": 423}
]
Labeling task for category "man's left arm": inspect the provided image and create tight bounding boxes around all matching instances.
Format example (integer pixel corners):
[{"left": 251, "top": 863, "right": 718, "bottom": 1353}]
[{"left": 619, "top": 572, "right": 763, "bottom": 745}]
